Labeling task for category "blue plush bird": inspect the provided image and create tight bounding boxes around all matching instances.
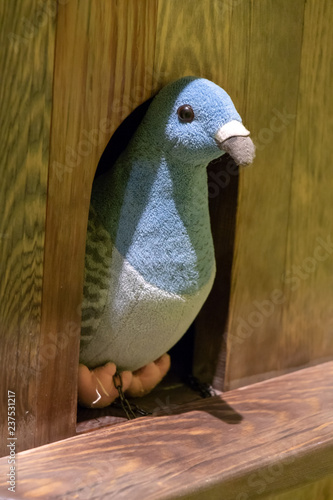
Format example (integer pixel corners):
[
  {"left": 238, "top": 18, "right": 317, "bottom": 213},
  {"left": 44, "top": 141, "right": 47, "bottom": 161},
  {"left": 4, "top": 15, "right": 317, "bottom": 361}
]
[{"left": 78, "top": 76, "right": 255, "bottom": 407}]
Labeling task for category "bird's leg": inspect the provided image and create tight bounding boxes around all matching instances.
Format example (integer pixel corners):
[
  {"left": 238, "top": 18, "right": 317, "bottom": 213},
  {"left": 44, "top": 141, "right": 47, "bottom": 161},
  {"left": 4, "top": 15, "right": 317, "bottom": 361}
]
[
  {"left": 78, "top": 362, "right": 133, "bottom": 408},
  {"left": 125, "top": 353, "right": 171, "bottom": 397}
]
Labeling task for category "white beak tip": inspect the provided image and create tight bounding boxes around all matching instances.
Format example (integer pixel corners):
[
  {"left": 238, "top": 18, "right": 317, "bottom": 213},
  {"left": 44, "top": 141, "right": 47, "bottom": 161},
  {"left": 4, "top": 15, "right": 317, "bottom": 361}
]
[{"left": 215, "top": 120, "right": 250, "bottom": 143}]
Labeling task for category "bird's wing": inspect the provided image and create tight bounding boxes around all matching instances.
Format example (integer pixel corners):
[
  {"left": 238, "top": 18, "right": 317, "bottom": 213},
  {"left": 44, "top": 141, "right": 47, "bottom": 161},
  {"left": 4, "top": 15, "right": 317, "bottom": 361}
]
[{"left": 80, "top": 205, "right": 113, "bottom": 353}]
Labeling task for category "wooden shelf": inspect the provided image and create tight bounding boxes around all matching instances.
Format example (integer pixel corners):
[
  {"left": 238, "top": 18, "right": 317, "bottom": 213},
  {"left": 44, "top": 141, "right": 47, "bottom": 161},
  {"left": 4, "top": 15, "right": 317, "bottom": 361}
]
[{"left": 1, "top": 362, "right": 332, "bottom": 499}]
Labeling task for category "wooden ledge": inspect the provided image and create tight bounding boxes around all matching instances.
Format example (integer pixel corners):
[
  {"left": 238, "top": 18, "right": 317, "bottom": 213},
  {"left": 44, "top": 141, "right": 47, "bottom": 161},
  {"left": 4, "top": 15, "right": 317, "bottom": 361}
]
[{"left": 1, "top": 362, "right": 333, "bottom": 499}]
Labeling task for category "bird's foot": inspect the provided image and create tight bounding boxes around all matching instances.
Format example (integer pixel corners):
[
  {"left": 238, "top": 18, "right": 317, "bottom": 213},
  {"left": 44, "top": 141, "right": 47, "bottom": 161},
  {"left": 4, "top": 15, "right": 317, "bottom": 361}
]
[
  {"left": 78, "top": 362, "right": 132, "bottom": 408},
  {"left": 125, "top": 353, "right": 171, "bottom": 397},
  {"left": 78, "top": 354, "right": 171, "bottom": 408}
]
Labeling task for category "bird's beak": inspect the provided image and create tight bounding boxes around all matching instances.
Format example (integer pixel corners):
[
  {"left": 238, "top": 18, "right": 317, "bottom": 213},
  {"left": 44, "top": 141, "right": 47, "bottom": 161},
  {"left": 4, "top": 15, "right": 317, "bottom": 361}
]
[{"left": 215, "top": 120, "right": 255, "bottom": 167}]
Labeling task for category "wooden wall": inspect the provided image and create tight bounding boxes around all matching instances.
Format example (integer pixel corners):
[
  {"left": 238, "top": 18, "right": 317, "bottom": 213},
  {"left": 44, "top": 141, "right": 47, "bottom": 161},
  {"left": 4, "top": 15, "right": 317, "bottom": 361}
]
[
  {"left": 264, "top": 477, "right": 333, "bottom": 500},
  {"left": 36, "top": 0, "right": 158, "bottom": 449},
  {"left": 0, "top": 0, "right": 56, "bottom": 455},
  {"left": 0, "top": 0, "right": 332, "bottom": 456},
  {"left": 222, "top": 0, "right": 333, "bottom": 390}
]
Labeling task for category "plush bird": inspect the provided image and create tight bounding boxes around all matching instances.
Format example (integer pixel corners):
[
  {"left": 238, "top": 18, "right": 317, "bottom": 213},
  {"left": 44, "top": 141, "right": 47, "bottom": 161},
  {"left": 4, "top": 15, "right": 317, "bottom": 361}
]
[{"left": 78, "top": 76, "right": 255, "bottom": 408}]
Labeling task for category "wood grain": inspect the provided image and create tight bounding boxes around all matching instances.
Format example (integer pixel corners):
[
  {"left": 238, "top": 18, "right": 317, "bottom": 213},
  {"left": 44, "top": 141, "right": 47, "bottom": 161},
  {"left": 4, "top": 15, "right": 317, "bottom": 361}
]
[
  {"left": 35, "top": 0, "right": 159, "bottom": 448},
  {"left": 0, "top": 362, "right": 332, "bottom": 499},
  {"left": 225, "top": 0, "right": 333, "bottom": 389},
  {"left": 0, "top": 0, "right": 56, "bottom": 456},
  {"left": 263, "top": 477, "right": 333, "bottom": 500},
  {"left": 224, "top": 0, "right": 308, "bottom": 389},
  {"left": 154, "top": 0, "right": 233, "bottom": 87},
  {"left": 280, "top": 0, "right": 333, "bottom": 369}
]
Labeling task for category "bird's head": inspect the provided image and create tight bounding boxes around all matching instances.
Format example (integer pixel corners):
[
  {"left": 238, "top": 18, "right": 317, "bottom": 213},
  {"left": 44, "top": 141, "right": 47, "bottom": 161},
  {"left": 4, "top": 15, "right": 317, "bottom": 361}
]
[{"left": 142, "top": 76, "right": 255, "bottom": 167}]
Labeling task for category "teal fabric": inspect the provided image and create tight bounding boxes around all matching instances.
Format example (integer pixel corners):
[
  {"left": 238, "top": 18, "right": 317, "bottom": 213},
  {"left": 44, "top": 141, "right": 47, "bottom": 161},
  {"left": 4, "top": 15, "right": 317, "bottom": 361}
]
[{"left": 91, "top": 77, "right": 242, "bottom": 295}]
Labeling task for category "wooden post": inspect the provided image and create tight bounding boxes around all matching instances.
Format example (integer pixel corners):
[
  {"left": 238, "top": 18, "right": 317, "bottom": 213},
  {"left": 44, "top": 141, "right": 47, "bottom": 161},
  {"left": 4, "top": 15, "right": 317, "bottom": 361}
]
[
  {"left": 0, "top": 0, "right": 158, "bottom": 455},
  {"left": 0, "top": 0, "right": 56, "bottom": 456}
]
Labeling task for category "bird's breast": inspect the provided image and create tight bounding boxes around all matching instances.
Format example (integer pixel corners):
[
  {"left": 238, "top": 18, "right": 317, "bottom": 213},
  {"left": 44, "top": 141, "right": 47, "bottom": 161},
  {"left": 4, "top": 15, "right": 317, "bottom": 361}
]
[
  {"left": 81, "top": 233, "right": 215, "bottom": 371},
  {"left": 90, "top": 157, "right": 216, "bottom": 295}
]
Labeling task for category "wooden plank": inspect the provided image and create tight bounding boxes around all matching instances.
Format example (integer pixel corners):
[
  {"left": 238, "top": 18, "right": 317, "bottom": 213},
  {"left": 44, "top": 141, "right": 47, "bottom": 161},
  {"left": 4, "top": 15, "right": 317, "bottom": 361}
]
[
  {"left": 154, "top": 0, "right": 233, "bottom": 86},
  {"left": 35, "top": 0, "right": 158, "bottom": 448},
  {"left": 0, "top": 362, "right": 332, "bottom": 499},
  {"left": 224, "top": 0, "right": 307, "bottom": 390},
  {"left": 0, "top": 0, "right": 56, "bottom": 456},
  {"left": 280, "top": 1, "right": 333, "bottom": 370},
  {"left": 263, "top": 477, "right": 333, "bottom": 500}
]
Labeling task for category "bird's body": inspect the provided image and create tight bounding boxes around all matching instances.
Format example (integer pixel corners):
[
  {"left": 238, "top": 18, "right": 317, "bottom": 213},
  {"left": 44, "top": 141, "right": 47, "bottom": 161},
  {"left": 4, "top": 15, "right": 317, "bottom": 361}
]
[
  {"left": 80, "top": 137, "right": 216, "bottom": 371},
  {"left": 79, "top": 76, "right": 255, "bottom": 398}
]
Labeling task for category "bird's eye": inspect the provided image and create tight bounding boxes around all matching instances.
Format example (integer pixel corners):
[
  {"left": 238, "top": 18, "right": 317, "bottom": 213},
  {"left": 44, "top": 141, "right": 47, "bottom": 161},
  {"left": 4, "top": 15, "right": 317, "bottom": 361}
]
[{"left": 177, "top": 104, "right": 195, "bottom": 123}]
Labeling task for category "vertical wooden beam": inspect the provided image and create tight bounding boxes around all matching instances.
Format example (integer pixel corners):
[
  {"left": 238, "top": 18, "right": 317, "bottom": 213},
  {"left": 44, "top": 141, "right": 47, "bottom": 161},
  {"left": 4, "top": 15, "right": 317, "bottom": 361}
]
[
  {"left": 36, "top": 0, "right": 158, "bottom": 447},
  {"left": 281, "top": 0, "right": 333, "bottom": 369},
  {"left": 154, "top": 0, "right": 232, "bottom": 87},
  {"left": 0, "top": 1, "right": 56, "bottom": 455},
  {"left": 224, "top": 0, "right": 306, "bottom": 390}
]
